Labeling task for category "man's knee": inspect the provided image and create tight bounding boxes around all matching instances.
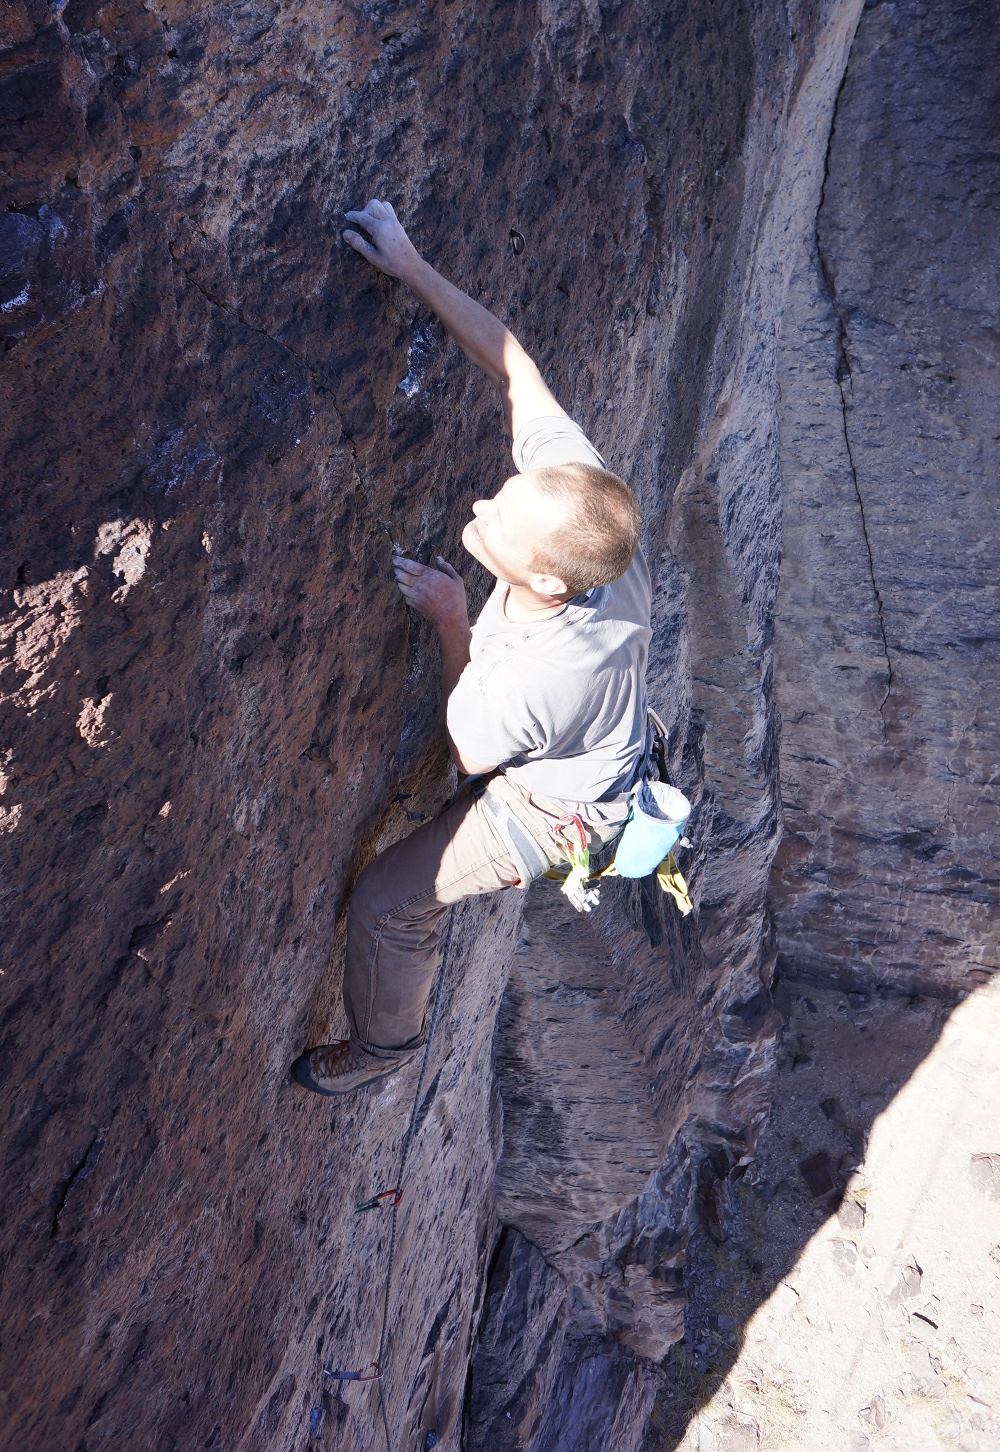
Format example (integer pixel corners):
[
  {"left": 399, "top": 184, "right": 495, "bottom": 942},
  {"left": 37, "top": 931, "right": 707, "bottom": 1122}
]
[
  {"left": 347, "top": 834, "right": 436, "bottom": 938},
  {"left": 348, "top": 853, "right": 394, "bottom": 938}
]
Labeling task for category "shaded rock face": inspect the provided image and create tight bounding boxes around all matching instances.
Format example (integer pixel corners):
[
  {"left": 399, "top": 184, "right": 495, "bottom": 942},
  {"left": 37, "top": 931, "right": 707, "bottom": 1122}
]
[
  {"left": 772, "top": 0, "right": 1000, "bottom": 999},
  {"left": 0, "top": 0, "right": 889, "bottom": 1449}
]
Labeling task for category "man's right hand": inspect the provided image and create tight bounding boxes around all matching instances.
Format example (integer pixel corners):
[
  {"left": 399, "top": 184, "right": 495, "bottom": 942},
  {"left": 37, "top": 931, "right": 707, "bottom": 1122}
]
[
  {"left": 393, "top": 555, "right": 469, "bottom": 630},
  {"left": 393, "top": 556, "right": 479, "bottom": 733},
  {"left": 343, "top": 199, "right": 422, "bottom": 281}
]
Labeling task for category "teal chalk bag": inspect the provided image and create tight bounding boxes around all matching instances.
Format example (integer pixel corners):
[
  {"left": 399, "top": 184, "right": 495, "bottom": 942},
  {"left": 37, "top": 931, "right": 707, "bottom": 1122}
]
[{"left": 613, "top": 779, "right": 692, "bottom": 879}]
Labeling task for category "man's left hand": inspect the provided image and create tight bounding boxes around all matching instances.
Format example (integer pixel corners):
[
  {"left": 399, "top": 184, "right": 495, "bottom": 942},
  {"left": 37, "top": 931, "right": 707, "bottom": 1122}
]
[{"left": 393, "top": 555, "right": 468, "bottom": 629}]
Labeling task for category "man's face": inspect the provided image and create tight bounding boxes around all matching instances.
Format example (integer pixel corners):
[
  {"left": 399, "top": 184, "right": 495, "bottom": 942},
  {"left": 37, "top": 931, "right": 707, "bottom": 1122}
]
[{"left": 461, "top": 473, "right": 567, "bottom": 588}]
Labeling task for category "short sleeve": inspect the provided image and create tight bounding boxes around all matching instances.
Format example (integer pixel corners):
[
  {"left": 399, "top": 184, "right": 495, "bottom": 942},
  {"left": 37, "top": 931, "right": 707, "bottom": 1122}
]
[
  {"left": 447, "top": 663, "right": 538, "bottom": 769},
  {"left": 511, "top": 416, "right": 607, "bottom": 473}
]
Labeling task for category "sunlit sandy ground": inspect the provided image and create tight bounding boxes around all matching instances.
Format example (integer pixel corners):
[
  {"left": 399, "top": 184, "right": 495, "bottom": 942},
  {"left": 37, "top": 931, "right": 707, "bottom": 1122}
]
[{"left": 673, "top": 976, "right": 1000, "bottom": 1451}]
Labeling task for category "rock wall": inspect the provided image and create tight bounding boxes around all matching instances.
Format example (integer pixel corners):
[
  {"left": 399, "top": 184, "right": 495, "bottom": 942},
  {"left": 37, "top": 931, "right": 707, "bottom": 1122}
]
[
  {"left": 469, "top": 2, "right": 871, "bottom": 1443},
  {"left": 0, "top": 0, "right": 874, "bottom": 1448},
  {"left": 771, "top": 0, "right": 1000, "bottom": 999}
]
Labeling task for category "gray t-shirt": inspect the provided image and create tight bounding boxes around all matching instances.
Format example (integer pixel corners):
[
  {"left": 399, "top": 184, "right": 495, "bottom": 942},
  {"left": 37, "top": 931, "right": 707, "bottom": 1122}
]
[{"left": 447, "top": 416, "right": 651, "bottom": 804}]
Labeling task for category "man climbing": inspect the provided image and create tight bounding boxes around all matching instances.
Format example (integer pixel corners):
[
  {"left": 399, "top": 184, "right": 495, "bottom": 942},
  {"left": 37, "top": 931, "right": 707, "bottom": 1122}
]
[{"left": 293, "top": 199, "right": 652, "bottom": 1096}]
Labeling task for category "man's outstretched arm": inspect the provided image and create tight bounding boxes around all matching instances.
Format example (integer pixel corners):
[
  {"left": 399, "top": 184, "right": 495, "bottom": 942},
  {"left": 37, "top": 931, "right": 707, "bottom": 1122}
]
[{"left": 343, "top": 199, "right": 566, "bottom": 439}]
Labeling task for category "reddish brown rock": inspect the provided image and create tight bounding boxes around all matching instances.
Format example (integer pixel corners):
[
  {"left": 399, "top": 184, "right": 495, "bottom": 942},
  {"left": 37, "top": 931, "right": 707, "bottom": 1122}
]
[{"left": 0, "top": 0, "right": 897, "bottom": 1447}]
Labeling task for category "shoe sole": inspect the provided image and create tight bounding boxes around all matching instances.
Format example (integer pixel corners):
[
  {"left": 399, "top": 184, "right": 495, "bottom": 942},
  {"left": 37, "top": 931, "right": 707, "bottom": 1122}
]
[{"left": 290, "top": 1050, "right": 411, "bottom": 1097}]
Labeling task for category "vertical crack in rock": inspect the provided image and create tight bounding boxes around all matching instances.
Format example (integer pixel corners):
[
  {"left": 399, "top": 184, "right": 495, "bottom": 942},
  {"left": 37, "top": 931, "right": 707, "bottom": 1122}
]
[
  {"left": 814, "top": 80, "right": 894, "bottom": 728},
  {"left": 50, "top": 1134, "right": 104, "bottom": 1239},
  {"left": 771, "top": 0, "right": 999, "bottom": 997},
  {"left": 171, "top": 258, "right": 362, "bottom": 455},
  {"left": 834, "top": 367, "right": 893, "bottom": 724}
]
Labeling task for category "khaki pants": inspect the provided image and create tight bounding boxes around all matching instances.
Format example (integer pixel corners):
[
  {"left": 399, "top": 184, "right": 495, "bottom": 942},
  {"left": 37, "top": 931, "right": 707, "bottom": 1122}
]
[{"left": 343, "top": 773, "right": 628, "bottom": 1055}]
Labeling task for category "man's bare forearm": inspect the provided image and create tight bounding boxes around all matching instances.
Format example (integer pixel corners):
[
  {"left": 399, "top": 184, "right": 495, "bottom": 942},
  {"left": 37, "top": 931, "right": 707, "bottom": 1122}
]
[
  {"left": 343, "top": 200, "right": 565, "bottom": 436},
  {"left": 391, "top": 554, "right": 483, "bottom": 767},
  {"left": 399, "top": 258, "right": 563, "bottom": 435},
  {"left": 438, "top": 614, "right": 472, "bottom": 700},
  {"left": 397, "top": 258, "right": 523, "bottom": 388}
]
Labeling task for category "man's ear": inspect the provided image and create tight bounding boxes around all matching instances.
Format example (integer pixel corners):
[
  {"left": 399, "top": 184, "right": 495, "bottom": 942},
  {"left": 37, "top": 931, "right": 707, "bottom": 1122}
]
[{"left": 527, "top": 568, "right": 570, "bottom": 597}]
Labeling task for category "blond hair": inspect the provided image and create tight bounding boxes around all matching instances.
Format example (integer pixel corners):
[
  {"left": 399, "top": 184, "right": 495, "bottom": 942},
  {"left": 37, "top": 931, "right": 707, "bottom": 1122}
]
[{"left": 530, "top": 463, "right": 641, "bottom": 595}]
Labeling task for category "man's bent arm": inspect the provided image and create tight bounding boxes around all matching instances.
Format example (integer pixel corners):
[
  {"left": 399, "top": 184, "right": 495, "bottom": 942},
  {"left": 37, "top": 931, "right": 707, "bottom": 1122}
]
[
  {"left": 392, "top": 554, "right": 496, "bottom": 776},
  {"left": 437, "top": 619, "right": 494, "bottom": 775},
  {"left": 344, "top": 199, "right": 567, "bottom": 440},
  {"left": 437, "top": 613, "right": 495, "bottom": 775}
]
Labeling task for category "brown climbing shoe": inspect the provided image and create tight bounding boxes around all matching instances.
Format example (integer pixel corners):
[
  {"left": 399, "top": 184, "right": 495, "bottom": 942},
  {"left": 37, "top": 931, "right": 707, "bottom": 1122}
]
[{"left": 291, "top": 1038, "right": 414, "bottom": 1096}]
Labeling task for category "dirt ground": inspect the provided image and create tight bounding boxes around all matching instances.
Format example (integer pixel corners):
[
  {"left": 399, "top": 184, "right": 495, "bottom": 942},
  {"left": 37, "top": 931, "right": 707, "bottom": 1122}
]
[{"left": 649, "top": 975, "right": 1000, "bottom": 1450}]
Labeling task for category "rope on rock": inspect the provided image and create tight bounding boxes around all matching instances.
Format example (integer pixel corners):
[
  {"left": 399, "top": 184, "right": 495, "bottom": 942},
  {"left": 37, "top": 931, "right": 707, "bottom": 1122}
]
[{"left": 324, "top": 906, "right": 456, "bottom": 1452}]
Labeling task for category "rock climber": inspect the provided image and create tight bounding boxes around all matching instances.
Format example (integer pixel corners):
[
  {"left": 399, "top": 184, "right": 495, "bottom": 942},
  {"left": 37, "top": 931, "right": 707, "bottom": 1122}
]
[{"left": 293, "top": 199, "right": 652, "bottom": 1096}]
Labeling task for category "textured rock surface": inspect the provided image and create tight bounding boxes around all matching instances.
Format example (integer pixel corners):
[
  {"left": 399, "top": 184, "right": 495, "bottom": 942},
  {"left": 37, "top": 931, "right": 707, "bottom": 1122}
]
[
  {"left": 466, "top": 0, "right": 867, "bottom": 1437},
  {"left": 771, "top": 0, "right": 1000, "bottom": 998},
  {"left": 645, "top": 4, "right": 1000, "bottom": 1443},
  {"left": 7, "top": 0, "right": 976, "bottom": 1447}
]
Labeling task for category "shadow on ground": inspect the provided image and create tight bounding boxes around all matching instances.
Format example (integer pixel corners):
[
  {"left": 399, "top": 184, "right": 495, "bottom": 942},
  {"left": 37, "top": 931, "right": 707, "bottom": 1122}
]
[{"left": 648, "top": 975, "right": 959, "bottom": 1447}]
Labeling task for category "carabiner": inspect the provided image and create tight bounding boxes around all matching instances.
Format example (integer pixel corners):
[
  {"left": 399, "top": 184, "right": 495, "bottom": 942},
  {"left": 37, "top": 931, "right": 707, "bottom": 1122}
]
[
  {"left": 355, "top": 1187, "right": 404, "bottom": 1213},
  {"left": 552, "top": 813, "right": 588, "bottom": 859}
]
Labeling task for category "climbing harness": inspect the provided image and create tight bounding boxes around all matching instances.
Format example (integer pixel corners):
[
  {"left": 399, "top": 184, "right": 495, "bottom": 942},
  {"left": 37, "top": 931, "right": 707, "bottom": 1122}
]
[
  {"left": 323, "top": 909, "right": 456, "bottom": 1452},
  {"left": 545, "top": 709, "right": 695, "bottom": 916}
]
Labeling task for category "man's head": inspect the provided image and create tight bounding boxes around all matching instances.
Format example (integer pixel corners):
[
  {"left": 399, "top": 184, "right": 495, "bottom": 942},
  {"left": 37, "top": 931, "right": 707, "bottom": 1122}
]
[{"left": 462, "top": 464, "right": 641, "bottom": 598}]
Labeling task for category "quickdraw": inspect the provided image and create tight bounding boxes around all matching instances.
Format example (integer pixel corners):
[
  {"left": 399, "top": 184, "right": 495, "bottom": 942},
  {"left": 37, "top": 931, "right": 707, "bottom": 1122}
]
[
  {"left": 551, "top": 813, "right": 600, "bottom": 913},
  {"left": 546, "top": 839, "right": 694, "bottom": 916},
  {"left": 355, "top": 1187, "right": 403, "bottom": 1212},
  {"left": 324, "top": 1362, "right": 383, "bottom": 1382}
]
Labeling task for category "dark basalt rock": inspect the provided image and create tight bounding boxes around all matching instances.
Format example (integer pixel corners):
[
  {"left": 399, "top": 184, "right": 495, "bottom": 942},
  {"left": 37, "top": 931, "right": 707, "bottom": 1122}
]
[
  {"left": 772, "top": 0, "right": 1000, "bottom": 1002},
  {"left": 5, "top": 0, "right": 990, "bottom": 1448}
]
